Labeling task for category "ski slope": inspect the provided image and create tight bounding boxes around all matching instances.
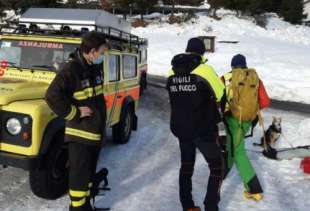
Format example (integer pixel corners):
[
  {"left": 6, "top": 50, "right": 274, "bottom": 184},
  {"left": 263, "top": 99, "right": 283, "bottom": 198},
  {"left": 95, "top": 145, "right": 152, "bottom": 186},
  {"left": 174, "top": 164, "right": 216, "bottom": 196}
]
[
  {"left": 132, "top": 12, "right": 310, "bottom": 104},
  {"left": 1, "top": 87, "right": 310, "bottom": 211}
]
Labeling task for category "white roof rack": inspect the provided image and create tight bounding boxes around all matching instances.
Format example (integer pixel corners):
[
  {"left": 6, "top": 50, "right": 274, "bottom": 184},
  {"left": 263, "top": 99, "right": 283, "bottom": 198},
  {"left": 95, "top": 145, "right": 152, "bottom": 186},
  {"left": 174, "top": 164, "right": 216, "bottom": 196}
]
[{"left": 19, "top": 8, "right": 131, "bottom": 33}]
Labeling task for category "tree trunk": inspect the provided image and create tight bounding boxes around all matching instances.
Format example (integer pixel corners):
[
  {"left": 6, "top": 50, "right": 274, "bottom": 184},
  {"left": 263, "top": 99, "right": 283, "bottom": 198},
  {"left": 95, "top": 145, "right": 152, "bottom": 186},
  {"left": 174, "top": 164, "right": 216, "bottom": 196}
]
[
  {"left": 212, "top": 8, "right": 217, "bottom": 18},
  {"left": 172, "top": 0, "right": 175, "bottom": 16}
]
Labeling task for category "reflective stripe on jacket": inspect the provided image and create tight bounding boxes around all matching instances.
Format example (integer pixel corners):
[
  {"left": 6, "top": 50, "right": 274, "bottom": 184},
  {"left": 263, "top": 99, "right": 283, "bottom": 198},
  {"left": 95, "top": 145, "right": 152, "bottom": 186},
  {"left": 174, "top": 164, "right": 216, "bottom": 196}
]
[{"left": 46, "top": 49, "right": 106, "bottom": 145}]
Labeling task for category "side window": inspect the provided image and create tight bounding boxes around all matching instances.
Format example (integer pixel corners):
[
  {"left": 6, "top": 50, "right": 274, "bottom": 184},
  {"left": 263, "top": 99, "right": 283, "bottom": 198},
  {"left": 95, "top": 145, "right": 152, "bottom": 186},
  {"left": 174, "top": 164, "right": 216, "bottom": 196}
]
[
  {"left": 142, "top": 50, "right": 147, "bottom": 63},
  {"left": 109, "top": 54, "right": 120, "bottom": 82},
  {"left": 123, "top": 55, "right": 137, "bottom": 79}
]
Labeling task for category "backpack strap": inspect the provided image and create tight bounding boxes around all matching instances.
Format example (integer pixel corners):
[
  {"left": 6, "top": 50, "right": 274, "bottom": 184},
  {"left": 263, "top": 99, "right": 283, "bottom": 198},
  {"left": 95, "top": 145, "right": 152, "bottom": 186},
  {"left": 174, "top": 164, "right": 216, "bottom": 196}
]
[
  {"left": 258, "top": 110, "right": 268, "bottom": 151},
  {"left": 223, "top": 72, "right": 233, "bottom": 112},
  {"left": 245, "top": 116, "right": 259, "bottom": 138}
]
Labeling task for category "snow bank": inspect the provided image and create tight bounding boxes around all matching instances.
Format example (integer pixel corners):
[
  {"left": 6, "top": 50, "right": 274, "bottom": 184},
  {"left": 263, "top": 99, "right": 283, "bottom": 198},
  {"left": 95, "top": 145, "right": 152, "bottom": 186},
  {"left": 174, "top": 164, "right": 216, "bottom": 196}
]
[
  {"left": 133, "top": 12, "right": 310, "bottom": 104},
  {"left": 0, "top": 10, "right": 16, "bottom": 22},
  {"left": 254, "top": 112, "right": 310, "bottom": 149}
]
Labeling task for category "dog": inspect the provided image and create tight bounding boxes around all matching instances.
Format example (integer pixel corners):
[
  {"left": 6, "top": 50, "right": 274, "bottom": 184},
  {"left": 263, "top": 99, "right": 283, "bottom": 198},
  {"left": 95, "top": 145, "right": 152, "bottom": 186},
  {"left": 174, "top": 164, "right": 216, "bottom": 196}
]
[{"left": 253, "top": 117, "right": 282, "bottom": 148}]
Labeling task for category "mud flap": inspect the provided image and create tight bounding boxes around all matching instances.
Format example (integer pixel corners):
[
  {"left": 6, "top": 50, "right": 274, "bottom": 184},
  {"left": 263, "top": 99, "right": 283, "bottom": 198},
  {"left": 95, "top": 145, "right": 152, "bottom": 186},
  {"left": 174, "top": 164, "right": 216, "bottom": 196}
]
[{"left": 132, "top": 114, "right": 138, "bottom": 131}]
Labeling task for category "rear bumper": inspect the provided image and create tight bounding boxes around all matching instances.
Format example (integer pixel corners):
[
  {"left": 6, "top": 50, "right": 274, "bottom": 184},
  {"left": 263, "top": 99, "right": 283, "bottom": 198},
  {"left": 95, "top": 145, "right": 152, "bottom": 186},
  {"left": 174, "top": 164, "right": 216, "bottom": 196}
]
[{"left": 0, "top": 151, "right": 40, "bottom": 170}]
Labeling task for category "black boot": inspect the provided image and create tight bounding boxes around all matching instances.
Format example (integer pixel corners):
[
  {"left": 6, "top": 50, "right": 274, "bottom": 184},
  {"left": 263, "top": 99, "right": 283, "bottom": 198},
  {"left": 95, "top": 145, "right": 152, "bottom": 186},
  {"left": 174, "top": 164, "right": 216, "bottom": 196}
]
[
  {"left": 204, "top": 204, "right": 219, "bottom": 211},
  {"left": 184, "top": 206, "right": 201, "bottom": 211},
  {"left": 69, "top": 205, "right": 88, "bottom": 211},
  {"left": 247, "top": 175, "right": 263, "bottom": 194}
]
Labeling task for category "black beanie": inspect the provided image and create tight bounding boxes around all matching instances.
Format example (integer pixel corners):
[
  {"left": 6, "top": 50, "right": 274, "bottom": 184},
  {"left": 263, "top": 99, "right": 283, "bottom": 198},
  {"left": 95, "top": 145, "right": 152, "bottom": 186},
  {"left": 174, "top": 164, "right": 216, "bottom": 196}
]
[{"left": 186, "top": 37, "right": 206, "bottom": 55}]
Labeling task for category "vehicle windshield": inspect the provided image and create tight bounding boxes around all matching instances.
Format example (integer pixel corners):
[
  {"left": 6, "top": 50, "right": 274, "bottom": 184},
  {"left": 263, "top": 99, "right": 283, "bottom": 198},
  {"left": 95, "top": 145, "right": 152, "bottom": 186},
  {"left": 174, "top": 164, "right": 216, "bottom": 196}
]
[{"left": 0, "top": 39, "right": 79, "bottom": 72}]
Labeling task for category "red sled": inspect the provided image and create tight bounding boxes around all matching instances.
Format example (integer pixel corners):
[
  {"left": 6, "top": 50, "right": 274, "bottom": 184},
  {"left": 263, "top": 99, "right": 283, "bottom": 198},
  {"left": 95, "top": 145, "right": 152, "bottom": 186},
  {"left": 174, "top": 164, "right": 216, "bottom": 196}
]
[{"left": 300, "top": 157, "right": 310, "bottom": 174}]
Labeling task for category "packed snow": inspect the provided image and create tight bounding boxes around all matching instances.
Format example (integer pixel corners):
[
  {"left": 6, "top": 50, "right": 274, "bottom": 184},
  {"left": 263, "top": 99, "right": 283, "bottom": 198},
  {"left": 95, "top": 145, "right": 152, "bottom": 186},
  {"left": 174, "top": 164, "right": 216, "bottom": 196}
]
[
  {"left": 296, "top": 118, "right": 310, "bottom": 146},
  {"left": 0, "top": 87, "right": 310, "bottom": 211},
  {"left": 0, "top": 10, "right": 17, "bottom": 22},
  {"left": 132, "top": 12, "right": 310, "bottom": 104}
]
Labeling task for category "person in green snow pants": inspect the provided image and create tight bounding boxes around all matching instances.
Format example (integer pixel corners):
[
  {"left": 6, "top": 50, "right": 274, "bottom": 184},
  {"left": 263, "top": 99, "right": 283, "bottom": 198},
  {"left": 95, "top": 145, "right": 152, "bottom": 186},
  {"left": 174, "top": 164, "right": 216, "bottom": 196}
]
[
  {"left": 221, "top": 54, "right": 271, "bottom": 201},
  {"left": 224, "top": 115, "right": 263, "bottom": 195}
]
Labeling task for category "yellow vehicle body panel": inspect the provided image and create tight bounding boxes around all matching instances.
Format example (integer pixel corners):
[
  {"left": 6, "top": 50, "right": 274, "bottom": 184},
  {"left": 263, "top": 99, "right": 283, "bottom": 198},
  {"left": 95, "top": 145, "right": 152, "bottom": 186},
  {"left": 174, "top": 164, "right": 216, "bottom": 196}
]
[
  {"left": 1, "top": 35, "right": 81, "bottom": 44},
  {"left": 0, "top": 34, "right": 141, "bottom": 158},
  {"left": 2, "top": 68, "right": 56, "bottom": 84},
  {"left": 0, "top": 99, "right": 56, "bottom": 156}
]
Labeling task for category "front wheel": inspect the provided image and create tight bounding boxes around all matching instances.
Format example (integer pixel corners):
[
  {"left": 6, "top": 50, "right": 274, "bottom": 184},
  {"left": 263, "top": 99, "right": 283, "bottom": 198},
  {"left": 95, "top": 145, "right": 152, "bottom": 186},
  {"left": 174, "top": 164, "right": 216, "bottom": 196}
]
[
  {"left": 112, "top": 107, "right": 134, "bottom": 144},
  {"left": 29, "top": 132, "right": 68, "bottom": 199}
]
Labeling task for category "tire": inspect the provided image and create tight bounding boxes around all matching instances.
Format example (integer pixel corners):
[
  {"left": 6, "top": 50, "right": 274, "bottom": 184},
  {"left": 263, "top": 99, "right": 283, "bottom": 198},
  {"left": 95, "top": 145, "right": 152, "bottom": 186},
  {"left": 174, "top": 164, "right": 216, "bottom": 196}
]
[
  {"left": 29, "top": 131, "right": 68, "bottom": 199},
  {"left": 112, "top": 106, "right": 134, "bottom": 144}
]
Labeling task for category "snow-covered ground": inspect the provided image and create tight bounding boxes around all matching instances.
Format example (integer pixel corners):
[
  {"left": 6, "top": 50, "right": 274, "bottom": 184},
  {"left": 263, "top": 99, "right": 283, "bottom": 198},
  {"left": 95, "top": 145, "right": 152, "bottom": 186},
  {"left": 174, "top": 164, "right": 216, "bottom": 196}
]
[
  {"left": 0, "top": 10, "right": 16, "bottom": 23},
  {"left": 133, "top": 12, "right": 310, "bottom": 104},
  {"left": 1, "top": 87, "right": 310, "bottom": 211}
]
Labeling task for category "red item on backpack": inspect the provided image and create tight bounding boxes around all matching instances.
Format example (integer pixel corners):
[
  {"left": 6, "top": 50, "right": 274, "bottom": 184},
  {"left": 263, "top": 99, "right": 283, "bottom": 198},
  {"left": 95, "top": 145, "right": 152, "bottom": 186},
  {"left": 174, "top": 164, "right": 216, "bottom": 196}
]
[
  {"left": 300, "top": 157, "right": 310, "bottom": 174},
  {"left": 258, "top": 80, "right": 270, "bottom": 109}
]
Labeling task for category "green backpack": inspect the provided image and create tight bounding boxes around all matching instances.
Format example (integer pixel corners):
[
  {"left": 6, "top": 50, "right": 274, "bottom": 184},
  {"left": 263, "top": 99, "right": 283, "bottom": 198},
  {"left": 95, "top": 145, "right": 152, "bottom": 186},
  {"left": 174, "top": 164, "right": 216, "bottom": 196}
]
[{"left": 228, "top": 68, "right": 259, "bottom": 122}]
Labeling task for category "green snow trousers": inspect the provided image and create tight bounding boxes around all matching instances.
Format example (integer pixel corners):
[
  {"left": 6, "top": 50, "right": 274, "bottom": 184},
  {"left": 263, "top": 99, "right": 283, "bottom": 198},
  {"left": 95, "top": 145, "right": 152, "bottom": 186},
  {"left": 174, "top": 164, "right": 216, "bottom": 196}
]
[{"left": 224, "top": 115, "right": 263, "bottom": 194}]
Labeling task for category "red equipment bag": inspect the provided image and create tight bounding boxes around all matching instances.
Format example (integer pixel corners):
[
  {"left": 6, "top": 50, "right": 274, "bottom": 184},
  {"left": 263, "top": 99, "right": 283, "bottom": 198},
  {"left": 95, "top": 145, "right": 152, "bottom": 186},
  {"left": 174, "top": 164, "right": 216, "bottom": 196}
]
[{"left": 300, "top": 157, "right": 310, "bottom": 174}]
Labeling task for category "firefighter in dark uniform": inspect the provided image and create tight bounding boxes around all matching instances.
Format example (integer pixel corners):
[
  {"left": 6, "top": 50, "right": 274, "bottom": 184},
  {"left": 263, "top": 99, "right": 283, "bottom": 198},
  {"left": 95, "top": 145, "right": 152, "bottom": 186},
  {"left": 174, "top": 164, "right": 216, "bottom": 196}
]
[
  {"left": 167, "top": 38, "right": 226, "bottom": 211},
  {"left": 46, "top": 32, "right": 108, "bottom": 211}
]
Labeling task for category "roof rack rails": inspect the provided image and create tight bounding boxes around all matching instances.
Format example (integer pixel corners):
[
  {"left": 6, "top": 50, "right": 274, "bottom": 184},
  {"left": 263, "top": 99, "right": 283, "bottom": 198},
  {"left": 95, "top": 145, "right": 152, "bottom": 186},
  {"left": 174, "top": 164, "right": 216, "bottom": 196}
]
[
  {"left": 0, "top": 22, "right": 148, "bottom": 50},
  {"left": 0, "top": 8, "right": 148, "bottom": 50}
]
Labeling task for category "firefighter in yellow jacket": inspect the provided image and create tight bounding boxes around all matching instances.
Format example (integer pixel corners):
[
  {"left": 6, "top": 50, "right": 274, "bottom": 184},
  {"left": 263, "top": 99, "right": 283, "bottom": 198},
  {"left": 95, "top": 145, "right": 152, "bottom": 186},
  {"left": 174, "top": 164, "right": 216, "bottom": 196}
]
[{"left": 46, "top": 32, "right": 108, "bottom": 211}]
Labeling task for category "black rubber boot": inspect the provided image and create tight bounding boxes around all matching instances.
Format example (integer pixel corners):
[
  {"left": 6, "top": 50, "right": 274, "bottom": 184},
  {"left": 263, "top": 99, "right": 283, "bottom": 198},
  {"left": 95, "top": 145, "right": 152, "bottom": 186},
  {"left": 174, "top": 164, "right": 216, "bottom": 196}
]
[
  {"left": 184, "top": 206, "right": 201, "bottom": 211},
  {"left": 204, "top": 204, "right": 219, "bottom": 211},
  {"left": 247, "top": 175, "right": 263, "bottom": 194},
  {"left": 69, "top": 205, "right": 88, "bottom": 211}
]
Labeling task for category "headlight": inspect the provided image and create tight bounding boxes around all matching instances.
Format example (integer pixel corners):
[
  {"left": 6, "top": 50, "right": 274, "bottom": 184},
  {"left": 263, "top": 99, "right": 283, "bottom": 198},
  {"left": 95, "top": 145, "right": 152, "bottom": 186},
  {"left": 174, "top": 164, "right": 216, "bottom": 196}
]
[{"left": 6, "top": 118, "right": 22, "bottom": 135}]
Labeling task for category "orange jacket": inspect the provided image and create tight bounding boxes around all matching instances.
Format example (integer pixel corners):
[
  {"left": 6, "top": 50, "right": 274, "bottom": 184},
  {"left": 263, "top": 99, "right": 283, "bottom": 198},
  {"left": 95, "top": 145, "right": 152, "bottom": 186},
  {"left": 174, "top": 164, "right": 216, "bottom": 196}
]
[{"left": 258, "top": 80, "right": 270, "bottom": 109}]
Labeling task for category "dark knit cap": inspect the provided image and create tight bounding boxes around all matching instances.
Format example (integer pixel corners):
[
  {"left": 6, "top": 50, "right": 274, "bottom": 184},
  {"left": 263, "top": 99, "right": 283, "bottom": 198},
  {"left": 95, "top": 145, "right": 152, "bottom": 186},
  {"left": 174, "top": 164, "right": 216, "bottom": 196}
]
[
  {"left": 231, "top": 54, "right": 247, "bottom": 68},
  {"left": 185, "top": 37, "right": 206, "bottom": 55}
]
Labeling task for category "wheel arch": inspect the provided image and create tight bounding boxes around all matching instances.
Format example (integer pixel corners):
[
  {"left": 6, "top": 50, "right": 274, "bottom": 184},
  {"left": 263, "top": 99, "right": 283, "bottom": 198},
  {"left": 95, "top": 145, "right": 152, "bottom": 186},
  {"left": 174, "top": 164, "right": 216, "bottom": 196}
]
[
  {"left": 121, "top": 96, "right": 138, "bottom": 131},
  {"left": 39, "top": 118, "right": 65, "bottom": 156}
]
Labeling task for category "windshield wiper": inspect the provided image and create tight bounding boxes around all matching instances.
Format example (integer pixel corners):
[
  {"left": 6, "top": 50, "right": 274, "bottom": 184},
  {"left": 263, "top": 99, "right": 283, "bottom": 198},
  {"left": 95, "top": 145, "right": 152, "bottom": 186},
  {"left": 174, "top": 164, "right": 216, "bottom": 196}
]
[
  {"left": 6, "top": 62, "right": 24, "bottom": 71},
  {"left": 31, "top": 65, "right": 54, "bottom": 70}
]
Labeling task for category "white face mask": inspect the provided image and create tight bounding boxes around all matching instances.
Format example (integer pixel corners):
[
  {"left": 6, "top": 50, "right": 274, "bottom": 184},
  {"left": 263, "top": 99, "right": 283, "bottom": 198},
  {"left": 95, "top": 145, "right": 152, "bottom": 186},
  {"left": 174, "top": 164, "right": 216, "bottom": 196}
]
[{"left": 91, "top": 45, "right": 107, "bottom": 65}]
